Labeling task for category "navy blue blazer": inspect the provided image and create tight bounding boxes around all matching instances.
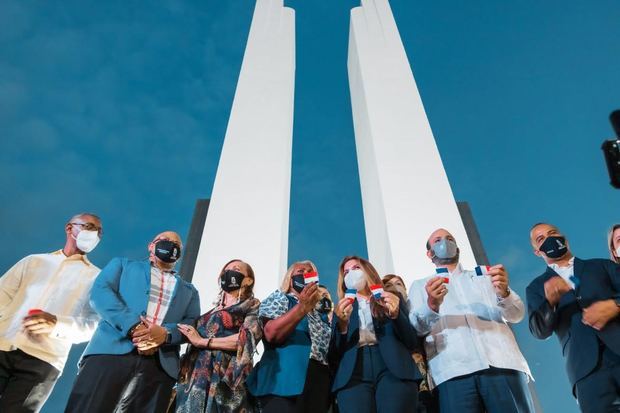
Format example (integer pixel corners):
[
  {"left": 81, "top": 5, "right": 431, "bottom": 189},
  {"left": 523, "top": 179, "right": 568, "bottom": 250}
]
[
  {"left": 84, "top": 258, "right": 201, "bottom": 379},
  {"left": 331, "top": 299, "right": 422, "bottom": 392},
  {"left": 526, "top": 257, "right": 620, "bottom": 388}
]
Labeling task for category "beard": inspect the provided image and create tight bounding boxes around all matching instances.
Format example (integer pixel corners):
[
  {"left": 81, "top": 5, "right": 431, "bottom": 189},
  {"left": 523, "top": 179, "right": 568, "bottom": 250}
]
[{"left": 432, "top": 250, "right": 460, "bottom": 266}]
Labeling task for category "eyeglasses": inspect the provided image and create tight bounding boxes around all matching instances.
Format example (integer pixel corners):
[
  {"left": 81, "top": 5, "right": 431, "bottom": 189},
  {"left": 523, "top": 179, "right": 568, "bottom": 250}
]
[{"left": 70, "top": 222, "right": 103, "bottom": 235}]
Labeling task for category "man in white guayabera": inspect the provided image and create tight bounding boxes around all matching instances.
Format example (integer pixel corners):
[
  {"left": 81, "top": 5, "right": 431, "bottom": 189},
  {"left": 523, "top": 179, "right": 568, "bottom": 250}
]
[
  {"left": 0, "top": 213, "right": 102, "bottom": 413},
  {"left": 408, "top": 228, "right": 534, "bottom": 413}
]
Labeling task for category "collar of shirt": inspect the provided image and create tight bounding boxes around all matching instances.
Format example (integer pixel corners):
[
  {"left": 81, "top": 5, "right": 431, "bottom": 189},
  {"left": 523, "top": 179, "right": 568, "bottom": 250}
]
[
  {"left": 150, "top": 263, "right": 177, "bottom": 276},
  {"left": 548, "top": 256, "right": 575, "bottom": 272},
  {"left": 548, "top": 257, "right": 576, "bottom": 289},
  {"left": 51, "top": 249, "right": 94, "bottom": 266}
]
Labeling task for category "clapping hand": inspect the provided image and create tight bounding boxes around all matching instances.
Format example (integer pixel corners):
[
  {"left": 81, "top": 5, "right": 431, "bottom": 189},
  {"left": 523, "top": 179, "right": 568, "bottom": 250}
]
[
  {"left": 543, "top": 276, "right": 572, "bottom": 307},
  {"left": 132, "top": 316, "right": 168, "bottom": 354}
]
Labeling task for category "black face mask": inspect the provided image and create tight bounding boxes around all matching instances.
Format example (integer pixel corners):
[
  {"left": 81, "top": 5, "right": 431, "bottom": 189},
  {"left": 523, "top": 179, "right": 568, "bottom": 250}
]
[
  {"left": 539, "top": 236, "right": 568, "bottom": 259},
  {"left": 316, "top": 297, "right": 333, "bottom": 314},
  {"left": 291, "top": 274, "right": 305, "bottom": 294},
  {"left": 220, "top": 270, "right": 245, "bottom": 292},
  {"left": 154, "top": 240, "right": 181, "bottom": 263}
]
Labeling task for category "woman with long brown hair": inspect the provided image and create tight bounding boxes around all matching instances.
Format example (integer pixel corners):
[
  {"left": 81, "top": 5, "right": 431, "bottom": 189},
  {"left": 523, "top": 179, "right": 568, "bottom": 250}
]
[
  {"left": 175, "top": 259, "right": 261, "bottom": 413},
  {"left": 332, "top": 256, "right": 421, "bottom": 413}
]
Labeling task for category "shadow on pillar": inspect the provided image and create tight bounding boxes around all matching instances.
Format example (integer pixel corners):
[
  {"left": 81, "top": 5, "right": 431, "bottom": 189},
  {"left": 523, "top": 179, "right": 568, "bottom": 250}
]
[{"left": 179, "top": 199, "right": 210, "bottom": 282}]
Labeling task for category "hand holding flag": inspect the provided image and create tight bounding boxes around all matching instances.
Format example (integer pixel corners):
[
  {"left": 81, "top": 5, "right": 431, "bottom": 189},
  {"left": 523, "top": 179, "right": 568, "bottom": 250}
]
[
  {"left": 304, "top": 271, "right": 319, "bottom": 284},
  {"left": 485, "top": 264, "right": 510, "bottom": 298}
]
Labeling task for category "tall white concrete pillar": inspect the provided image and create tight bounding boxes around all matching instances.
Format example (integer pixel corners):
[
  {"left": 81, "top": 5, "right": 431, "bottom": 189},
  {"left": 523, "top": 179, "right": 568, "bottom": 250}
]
[
  {"left": 348, "top": 0, "right": 476, "bottom": 283},
  {"left": 193, "top": 0, "right": 295, "bottom": 309}
]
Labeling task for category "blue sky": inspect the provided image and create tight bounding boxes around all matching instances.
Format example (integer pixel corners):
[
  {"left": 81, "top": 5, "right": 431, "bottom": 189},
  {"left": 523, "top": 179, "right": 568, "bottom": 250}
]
[{"left": 1, "top": 1, "right": 619, "bottom": 412}]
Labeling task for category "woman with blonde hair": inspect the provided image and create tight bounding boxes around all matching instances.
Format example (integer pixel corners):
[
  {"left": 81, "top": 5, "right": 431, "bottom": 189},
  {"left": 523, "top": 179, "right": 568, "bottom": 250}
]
[
  {"left": 608, "top": 224, "right": 620, "bottom": 264},
  {"left": 175, "top": 259, "right": 261, "bottom": 413},
  {"left": 332, "top": 256, "right": 421, "bottom": 413},
  {"left": 247, "top": 260, "right": 332, "bottom": 413}
]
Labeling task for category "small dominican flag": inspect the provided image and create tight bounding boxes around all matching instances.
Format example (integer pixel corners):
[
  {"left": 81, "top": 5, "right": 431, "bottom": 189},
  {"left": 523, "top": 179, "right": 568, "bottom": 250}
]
[
  {"left": 345, "top": 289, "right": 357, "bottom": 300},
  {"left": 370, "top": 284, "right": 384, "bottom": 300},
  {"left": 475, "top": 265, "right": 491, "bottom": 276},
  {"left": 436, "top": 267, "right": 449, "bottom": 284},
  {"left": 304, "top": 271, "right": 319, "bottom": 284}
]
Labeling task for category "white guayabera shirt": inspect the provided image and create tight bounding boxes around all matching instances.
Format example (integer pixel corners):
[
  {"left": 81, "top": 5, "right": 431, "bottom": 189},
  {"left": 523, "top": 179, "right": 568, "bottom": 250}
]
[
  {"left": 408, "top": 263, "right": 532, "bottom": 389},
  {"left": 0, "top": 250, "right": 100, "bottom": 372}
]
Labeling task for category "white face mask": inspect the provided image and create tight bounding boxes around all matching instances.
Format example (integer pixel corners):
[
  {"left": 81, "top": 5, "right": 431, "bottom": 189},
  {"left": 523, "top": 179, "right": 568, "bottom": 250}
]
[
  {"left": 615, "top": 246, "right": 620, "bottom": 260},
  {"left": 74, "top": 230, "right": 100, "bottom": 253},
  {"left": 344, "top": 268, "right": 366, "bottom": 291}
]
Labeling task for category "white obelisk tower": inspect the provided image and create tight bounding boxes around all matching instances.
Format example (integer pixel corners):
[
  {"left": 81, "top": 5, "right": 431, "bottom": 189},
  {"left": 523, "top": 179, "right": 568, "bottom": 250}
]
[
  {"left": 193, "top": 0, "right": 295, "bottom": 310},
  {"left": 348, "top": 0, "right": 476, "bottom": 283}
]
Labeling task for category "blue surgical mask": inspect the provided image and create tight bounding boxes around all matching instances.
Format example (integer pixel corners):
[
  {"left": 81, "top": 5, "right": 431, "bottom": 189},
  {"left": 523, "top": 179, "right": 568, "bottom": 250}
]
[{"left": 432, "top": 238, "right": 458, "bottom": 259}]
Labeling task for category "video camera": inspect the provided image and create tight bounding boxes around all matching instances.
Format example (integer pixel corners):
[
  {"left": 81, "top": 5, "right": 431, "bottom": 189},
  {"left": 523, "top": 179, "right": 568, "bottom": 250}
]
[{"left": 602, "top": 110, "right": 620, "bottom": 189}]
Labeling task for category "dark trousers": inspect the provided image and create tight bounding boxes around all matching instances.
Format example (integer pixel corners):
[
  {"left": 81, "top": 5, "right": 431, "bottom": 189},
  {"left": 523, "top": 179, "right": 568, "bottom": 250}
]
[
  {"left": 0, "top": 349, "right": 60, "bottom": 413},
  {"left": 575, "top": 346, "right": 620, "bottom": 413},
  {"left": 336, "top": 346, "right": 418, "bottom": 413},
  {"left": 437, "top": 367, "right": 534, "bottom": 413},
  {"left": 258, "top": 359, "right": 331, "bottom": 413},
  {"left": 64, "top": 352, "right": 175, "bottom": 413}
]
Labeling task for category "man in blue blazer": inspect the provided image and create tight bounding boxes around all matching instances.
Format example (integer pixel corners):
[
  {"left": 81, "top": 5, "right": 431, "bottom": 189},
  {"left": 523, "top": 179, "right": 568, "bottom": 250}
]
[
  {"left": 526, "top": 223, "right": 620, "bottom": 412},
  {"left": 65, "top": 231, "right": 200, "bottom": 413}
]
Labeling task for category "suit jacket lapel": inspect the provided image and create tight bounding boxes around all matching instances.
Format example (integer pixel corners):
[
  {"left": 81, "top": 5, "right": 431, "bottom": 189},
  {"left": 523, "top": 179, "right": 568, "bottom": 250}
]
[
  {"left": 348, "top": 299, "right": 360, "bottom": 340},
  {"left": 573, "top": 257, "right": 584, "bottom": 292},
  {"left": 142, "top": 260, "right": 152, "bottom": 286},
  {"left": 162, "top": 275, "right": 184, "bottom": 324}
]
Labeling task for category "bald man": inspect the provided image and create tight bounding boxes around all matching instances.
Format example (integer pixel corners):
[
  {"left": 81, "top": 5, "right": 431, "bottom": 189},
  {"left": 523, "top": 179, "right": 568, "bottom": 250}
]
[
  {"left": 408, "top": 228, "right": 534, "bottom": 413},
  {"left": 526, "top": 223, "right": 620, "bottom": 412},
  {"left": 65, "top": 231, "right": 200, "bottom": 413}
]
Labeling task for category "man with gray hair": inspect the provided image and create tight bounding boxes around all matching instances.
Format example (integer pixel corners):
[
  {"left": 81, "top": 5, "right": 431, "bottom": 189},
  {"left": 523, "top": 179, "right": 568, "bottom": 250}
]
[{"left": 0, "top": 213, "right": 103, "bottom": 412}]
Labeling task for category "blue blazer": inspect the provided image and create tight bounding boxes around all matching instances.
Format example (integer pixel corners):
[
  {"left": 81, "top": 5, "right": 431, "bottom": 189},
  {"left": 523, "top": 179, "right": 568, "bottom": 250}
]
[
  {"left": 526, "top": 257, "right": 620, "bottom": 388},
  {"left": 247, "top": 295, "right": 318, "bottom": 397},
  {"left": 83, "top": 258, "right": 201, "bottom": 378},
  {"left": 331, "top": 299, "right": 422, "bottom": 393}
]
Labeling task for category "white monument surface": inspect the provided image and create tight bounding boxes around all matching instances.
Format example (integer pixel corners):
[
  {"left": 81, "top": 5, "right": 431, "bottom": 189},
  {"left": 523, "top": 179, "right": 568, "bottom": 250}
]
[
  {"left": 193, "top": 0, "right": 295, "bottom": 310},
  {"left": 348, "top": 0, "right": 476, "bottom": 285}
]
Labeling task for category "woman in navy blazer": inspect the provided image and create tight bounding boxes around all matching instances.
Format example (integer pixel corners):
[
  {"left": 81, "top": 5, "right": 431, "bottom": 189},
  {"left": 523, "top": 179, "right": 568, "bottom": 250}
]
[{"left": 332, "top": 256, "right": 421, "bottom": 413}]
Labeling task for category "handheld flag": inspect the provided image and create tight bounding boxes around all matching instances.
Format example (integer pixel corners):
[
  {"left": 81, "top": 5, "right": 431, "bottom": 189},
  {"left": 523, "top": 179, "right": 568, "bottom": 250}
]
[
  {"left": 345, "top": 289, "right": 357, "bottom": 301},
  {"left": 304, "top": 271, "right": 319, "bottom": 284},
  {"left": 475, "top": 265, "right": 491, "bottom": 276},
  {"left": 370, "top": 284, "right": 384, "bottom": 300},
  {"left": 436, "top": 267, "right": 449, "bottom": 284},
  {"left": 28, "top": 309, "right": 43, "bottom": 316}
]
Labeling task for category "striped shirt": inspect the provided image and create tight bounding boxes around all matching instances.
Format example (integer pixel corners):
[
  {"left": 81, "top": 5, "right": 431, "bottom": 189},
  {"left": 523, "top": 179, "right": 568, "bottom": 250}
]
[{"left": 145, "top": 266, "right": 177, "bottom": 325}]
